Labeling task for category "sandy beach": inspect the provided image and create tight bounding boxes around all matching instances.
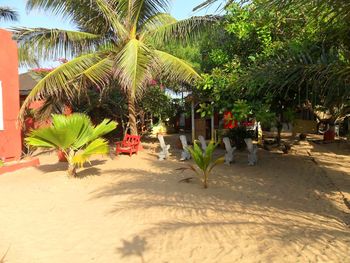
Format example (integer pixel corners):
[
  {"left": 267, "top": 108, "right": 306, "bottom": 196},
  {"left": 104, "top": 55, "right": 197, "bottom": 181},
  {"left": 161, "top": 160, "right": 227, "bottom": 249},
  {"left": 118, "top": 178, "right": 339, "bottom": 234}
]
[{"left": 0, "top": 136, "right": 349, "bottom": 263}]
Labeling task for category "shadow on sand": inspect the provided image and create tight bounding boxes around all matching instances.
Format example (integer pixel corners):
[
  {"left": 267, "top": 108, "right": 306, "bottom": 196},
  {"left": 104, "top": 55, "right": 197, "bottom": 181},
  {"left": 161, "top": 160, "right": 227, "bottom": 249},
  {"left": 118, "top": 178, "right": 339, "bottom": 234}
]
[{"left": 87, "top": 148, "right": 350, "bottom": 260}]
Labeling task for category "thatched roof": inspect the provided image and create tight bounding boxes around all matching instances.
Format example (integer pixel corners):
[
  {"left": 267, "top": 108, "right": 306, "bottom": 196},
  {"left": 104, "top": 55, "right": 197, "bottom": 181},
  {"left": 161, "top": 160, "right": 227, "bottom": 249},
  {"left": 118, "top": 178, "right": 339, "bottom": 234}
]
[{"left": 19, "top": 72, "right": 38, "bottom": 95}]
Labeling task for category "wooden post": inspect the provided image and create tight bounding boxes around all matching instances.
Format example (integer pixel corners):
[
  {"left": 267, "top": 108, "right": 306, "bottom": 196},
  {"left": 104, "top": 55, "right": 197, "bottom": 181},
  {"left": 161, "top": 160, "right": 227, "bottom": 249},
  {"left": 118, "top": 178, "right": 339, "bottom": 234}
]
[
  {"left": 211, "top": 113, "right": 215, "bottom": 141},
  {"left": 191, "top": 100, "right": 195, "bottom": 143}
]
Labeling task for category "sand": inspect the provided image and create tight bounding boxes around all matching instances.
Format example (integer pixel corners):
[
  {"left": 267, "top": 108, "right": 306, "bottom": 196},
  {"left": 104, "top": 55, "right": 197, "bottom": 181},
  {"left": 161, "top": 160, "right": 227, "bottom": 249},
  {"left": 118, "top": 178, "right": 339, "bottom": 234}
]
[{"left": 0, "top": 135, "right": 349, "bottom": 263}]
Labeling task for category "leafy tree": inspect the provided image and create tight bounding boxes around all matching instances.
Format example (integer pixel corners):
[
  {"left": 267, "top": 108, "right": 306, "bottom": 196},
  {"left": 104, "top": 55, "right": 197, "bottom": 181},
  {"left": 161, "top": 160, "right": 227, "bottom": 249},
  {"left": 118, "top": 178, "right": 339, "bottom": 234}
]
[
  {"left": 15, "top": 0, "right": 216, "bottom": 135},
  {"left": 26, "top": 113, "right": 117, "bottom": 177},
  {"left": 139, "top": 85, "right": 174, "bottom": 122},
  {"left": 195, "top": 0, "right": 350, "bottom": 136}
]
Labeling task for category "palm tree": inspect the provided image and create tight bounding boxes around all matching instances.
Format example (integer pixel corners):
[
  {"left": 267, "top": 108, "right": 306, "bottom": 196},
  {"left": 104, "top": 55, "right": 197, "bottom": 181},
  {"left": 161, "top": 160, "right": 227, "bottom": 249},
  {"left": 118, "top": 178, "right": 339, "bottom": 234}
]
[
  {"left": 193, "top": 0, "right": 234, "bottom": 11},
  {"left": 15, "top": 0, "right": 216, "bottom": 135},
  {"left": 179, "top": 141, "right": 224, "bottom": 188},
  {"left": 26, "top": 113, "right": 117, "bottom": 176},
  {"left": 0, "top": 6, "right": 18, "bottom": 22}
]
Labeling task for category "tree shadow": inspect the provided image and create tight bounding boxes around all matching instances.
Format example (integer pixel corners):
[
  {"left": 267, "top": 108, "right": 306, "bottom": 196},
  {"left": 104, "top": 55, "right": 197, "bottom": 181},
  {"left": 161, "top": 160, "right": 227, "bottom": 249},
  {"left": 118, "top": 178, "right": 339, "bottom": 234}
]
[
  {"left": 116, "top": 235, "right": 148, "bottom": 263},
  {"left": 36, "top": 160, "right": 107, "bottom": 175},
  {"left": 76, "top": 167, "right": 102, "bottom": 178},
  {"left": 90, "top": 149, "right": 350, "bottom": 257}
]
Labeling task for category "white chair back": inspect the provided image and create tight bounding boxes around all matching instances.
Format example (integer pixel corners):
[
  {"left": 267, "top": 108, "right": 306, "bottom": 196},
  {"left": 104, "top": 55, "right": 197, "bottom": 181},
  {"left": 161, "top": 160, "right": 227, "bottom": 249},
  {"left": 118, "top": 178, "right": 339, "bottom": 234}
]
[
  {"left": 180, "top": 135, "right": 188, "bottom": 149},
  {"left": 157, "top": 134, "right": 170, "bottom": 161},
  {"left": 223, "top": 137, "right": 232, "bottom": 152},
  {"left": 179, "top": 135, "right": 191, "bottom": 161},
  {"left": 198, "top": 135, "right": 207, "bottom": 152}
]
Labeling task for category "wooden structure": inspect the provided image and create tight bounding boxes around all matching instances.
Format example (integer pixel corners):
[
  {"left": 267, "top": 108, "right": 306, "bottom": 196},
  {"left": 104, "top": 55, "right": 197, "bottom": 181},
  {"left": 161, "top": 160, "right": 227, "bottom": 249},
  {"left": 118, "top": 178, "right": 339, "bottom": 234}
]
[{"left": 189, "top": 97, "right": 216, "bottom": 143}]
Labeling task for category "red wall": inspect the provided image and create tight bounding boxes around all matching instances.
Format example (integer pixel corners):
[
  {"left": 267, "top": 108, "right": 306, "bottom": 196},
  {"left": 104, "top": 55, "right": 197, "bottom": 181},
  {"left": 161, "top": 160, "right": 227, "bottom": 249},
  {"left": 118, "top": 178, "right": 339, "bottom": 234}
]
[{"left": 0, "top": 29, "right": 22, "bottom": 161}]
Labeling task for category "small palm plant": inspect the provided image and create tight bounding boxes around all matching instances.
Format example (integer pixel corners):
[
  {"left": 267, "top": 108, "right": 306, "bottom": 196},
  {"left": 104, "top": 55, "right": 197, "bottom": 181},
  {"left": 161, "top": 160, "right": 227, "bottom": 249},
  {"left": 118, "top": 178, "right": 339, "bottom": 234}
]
[
  {"left": 183, "top": 141, "right": 224, "bottom": 188},
  {"left": 26, "top": 113, "right": 117, "bottom": 177}
]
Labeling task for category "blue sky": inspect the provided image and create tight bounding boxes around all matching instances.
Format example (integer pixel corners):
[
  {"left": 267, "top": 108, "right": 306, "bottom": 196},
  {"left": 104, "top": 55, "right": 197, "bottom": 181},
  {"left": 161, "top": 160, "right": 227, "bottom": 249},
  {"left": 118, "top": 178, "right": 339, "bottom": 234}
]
[
  {"left": 1, "top": 0, "right": 220, "bottom": 29},
  {"left": 0, "top": 0, "right": 220, "bottom": 72}
]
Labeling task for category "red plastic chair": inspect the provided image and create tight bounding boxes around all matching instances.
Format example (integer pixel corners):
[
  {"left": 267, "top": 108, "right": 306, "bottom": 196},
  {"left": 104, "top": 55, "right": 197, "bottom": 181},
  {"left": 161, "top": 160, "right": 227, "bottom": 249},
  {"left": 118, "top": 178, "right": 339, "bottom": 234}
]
[{"left": 116, "top": 134, "right": 141, "bottom": 157}]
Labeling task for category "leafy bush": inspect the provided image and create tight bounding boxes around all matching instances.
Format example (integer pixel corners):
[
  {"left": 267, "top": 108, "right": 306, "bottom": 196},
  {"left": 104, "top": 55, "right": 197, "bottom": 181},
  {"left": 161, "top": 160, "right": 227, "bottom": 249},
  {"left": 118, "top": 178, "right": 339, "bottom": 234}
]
[
  {"left": 151, "top": 122, "right": 167, "bottom": 136},
  {"left": 26, "top": 113, "right": 117, "bottom": 177}
]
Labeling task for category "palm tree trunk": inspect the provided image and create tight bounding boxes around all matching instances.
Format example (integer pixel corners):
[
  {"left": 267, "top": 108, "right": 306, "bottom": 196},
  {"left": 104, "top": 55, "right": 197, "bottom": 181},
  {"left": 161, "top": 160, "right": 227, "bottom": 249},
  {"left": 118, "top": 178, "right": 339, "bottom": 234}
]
[
  {"left": 68, "top": 163, "right": 77, "bottom": 177},
  {"left": 203, "top": 172, "right": 208, "bottom": 189},
  {"left": 128, "top": 94, "right": 138, "bottom": 135}
]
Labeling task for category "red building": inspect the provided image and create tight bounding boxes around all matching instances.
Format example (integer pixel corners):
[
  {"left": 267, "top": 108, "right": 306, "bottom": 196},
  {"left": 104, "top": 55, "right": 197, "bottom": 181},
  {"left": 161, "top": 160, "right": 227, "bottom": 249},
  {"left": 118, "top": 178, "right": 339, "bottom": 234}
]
[{"left": 0, "top": 29, "right": 22, "bottom": 161}]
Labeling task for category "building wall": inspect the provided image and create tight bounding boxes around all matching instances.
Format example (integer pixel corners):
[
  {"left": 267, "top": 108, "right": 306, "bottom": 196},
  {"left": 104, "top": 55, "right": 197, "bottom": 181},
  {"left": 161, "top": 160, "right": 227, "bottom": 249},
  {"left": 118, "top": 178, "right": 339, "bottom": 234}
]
[{"left": 0, "top": 29, "right": 22, "bottom": 161}]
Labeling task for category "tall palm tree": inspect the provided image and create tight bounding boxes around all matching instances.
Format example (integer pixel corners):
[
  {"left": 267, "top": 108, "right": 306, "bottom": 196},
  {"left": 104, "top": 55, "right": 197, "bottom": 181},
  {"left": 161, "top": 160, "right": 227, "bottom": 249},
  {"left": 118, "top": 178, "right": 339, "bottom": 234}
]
[
  {"left": 0, "top": 6, "right": 19, "bottom": 21},
  {"left": 193, "top": 0, "right": 234, "bottom": 11},
  {"left": 15, "top": 0, "right": 216, "bottom": 135}
]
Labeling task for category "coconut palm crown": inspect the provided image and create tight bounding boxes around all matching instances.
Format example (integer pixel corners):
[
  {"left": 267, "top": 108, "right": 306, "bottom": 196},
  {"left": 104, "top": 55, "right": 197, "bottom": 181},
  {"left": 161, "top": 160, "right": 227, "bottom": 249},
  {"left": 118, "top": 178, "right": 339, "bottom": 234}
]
[{"left": 15, "top": 0, "right": 216, "bottom": 134}]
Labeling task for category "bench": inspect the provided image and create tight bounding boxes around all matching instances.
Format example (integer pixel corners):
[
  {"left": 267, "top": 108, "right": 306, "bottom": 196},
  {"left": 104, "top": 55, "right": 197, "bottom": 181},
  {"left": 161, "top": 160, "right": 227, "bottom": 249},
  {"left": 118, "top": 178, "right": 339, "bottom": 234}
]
[{"left": 116, "top": 134, "right": 141, "bottom": 157}]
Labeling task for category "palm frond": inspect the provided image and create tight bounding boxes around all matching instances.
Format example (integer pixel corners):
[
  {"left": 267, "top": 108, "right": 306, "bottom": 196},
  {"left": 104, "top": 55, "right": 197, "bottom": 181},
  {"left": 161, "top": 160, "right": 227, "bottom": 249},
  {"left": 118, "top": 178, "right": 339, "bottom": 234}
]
[
  {"left": 51, "top": 113, "right": 94, "bottom": 149},
  {"left": 208, "top": 156, "right": 225, "bottom": 173},
  {"left": 114, "top": 39, "right": 153, "bottom": 96},
  {"left": 12, "top": 27, "right": 102, "bottom": 59},
  {"left": 72, "top": 138, "right": 109, "bottom": 167},
  {"left": 26, "top": 0, "right": 106, "bottom": 30},
  {"left": 187, "top": 141, "right": 205, "bottom": 170},
  {"left": 91, "top": 119, "right": 118, "bottom": 141},
  {"left": 139, "top": 13, "right": 177, "bottom": 34},
  {"left": 146, "top": 15, "right": 219, "bottom": 45},
  {"left": 25, "top": 129, "right": 61, "bottom": 149},
  {"left": 19, "top": 52, "right": 110, "bottom": 122},
  {"left": 0, "top": 7, "right": 19, "bottom": 21},
  {"left": 131, "top": 0, "right": 171, "bottom": 28},
  {"left": 94, "top": 0, "right": 128, "bottom": 38},
  {"left": 18, "top": 47, "right": 39, "bottom": 68},
  {"left": 154, "top": 50, "right": 200, "bottom": 83},
  {"left": 192, "top": 0, "right": 234, "bottom": 12}
]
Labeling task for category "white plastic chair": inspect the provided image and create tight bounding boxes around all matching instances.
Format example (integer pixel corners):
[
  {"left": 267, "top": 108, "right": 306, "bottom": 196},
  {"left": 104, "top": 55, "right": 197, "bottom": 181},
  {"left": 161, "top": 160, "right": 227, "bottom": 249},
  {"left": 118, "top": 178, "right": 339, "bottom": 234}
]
[
  {"left": 158, "top": 134, "right": 170, "bottom": 161},
  {"left": 179, "top": 135, "right": 191, "bottom": 161},
  {"left": 223, "top": 137, "right": 236, "bottom": 165}
]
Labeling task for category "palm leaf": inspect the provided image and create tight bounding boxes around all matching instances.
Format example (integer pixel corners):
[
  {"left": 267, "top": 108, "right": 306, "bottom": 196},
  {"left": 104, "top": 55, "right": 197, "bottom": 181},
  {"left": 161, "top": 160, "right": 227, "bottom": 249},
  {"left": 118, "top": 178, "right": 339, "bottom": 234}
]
[
  {"left": 94, "top": 0, "right": 128, "bottom": 38},
  {"left": 26, "top": 0, "right": 113, "bottom": 33},
  {"left": 131, "top": 0, "right": 171, "bottom": 28},
  {"left": 154, "top": 50, "right": 200, "bottom": 83},
  {"left": 13, "top": 27, "right": 102, "bottom": 59},
  {"left": 52, "top": 114, "right": 94, "bottom": 149},
  {"left": 19, "top": 52, "right": 109, "bottom": 122},
  {"left": 208, "top": 156, "right": 225, "bottom": 173},
  {"left": 192, "top": 0, "right": 234, "bottom": 12},
  {"left": 72, "top": 138, "right": 109, "bottom": 167},
  {"left": 203, "top": 141, "right": 217, "bottom": 170},
  {"left": 140, "top": 13, "right": 177, "bottom": 34},
  {"left": 188, "top": 142, "right": 205, "bottom": 170},
  {"left": 91, "top": 119, "right": 118, "bottom": 141},
  {"left": 0, "top": 7, "right": 18, "bottom": 21},
  {"left": 114, "top": 39, "right": 153, "bottom": 96},
  {"left": 18, "top": 46, "right": 39, "bottom": 68},
  {"left": 146, "top": 15, "right": 218, "bottom": 45}
]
